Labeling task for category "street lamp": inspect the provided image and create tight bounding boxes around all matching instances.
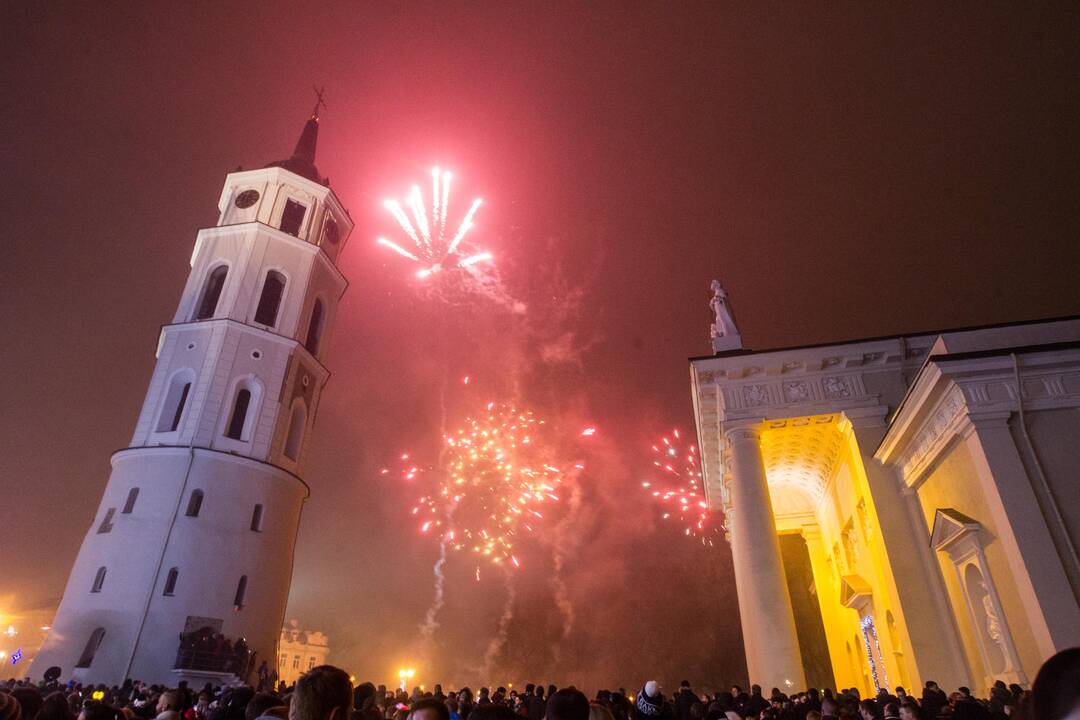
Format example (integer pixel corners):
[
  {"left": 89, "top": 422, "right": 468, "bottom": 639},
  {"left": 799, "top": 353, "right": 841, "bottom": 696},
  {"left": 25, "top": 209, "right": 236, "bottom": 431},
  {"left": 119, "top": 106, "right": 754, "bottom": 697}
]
[{"left": 398, "top": 667, "right": 415, "bottom": 691}]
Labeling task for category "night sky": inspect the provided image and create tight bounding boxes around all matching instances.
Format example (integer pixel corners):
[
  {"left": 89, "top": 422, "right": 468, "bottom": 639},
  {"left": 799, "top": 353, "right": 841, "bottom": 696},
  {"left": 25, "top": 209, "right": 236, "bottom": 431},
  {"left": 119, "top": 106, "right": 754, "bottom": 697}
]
[{"left": 4, "top": 3, "right": 1080, "bottom": 691}]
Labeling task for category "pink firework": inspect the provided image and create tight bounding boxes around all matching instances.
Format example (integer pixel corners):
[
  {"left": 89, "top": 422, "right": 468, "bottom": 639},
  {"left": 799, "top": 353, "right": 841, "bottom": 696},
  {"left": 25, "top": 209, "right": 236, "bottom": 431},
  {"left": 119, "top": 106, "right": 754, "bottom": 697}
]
[{"left": 642, "top": 428, "right": 721, "bottom": 546}]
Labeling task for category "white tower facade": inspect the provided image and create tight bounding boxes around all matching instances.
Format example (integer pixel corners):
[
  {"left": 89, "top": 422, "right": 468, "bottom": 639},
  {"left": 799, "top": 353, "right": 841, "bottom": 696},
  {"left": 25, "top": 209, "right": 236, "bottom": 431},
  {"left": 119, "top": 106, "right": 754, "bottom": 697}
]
[{"left": 34, "top": 109, "right": 351, "bottom": 685}]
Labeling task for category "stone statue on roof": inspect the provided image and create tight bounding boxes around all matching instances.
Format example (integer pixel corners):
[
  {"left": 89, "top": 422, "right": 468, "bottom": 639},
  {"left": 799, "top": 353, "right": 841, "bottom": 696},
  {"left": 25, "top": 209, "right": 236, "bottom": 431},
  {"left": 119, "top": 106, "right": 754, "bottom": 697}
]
[{"left": 710, "top": 279, "right": 743, "bottom": 353}]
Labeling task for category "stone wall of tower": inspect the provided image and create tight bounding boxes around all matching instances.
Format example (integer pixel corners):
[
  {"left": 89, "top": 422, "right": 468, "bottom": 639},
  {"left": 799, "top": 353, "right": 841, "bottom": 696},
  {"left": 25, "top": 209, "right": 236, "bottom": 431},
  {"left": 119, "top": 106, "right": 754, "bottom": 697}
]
[
  {"left": 34, "top": 449, "right": 308, "bottom": 684},
  {"left": 32, "top": 129, "right": 351, "bottom": 684}
]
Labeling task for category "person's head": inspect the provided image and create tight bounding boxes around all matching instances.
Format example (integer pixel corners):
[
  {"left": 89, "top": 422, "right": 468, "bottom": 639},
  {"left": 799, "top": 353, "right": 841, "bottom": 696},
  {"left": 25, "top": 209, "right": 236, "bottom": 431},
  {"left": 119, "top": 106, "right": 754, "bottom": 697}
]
[
  {"left": 1, "top": 691, "right": 24, "bottom": 720},
  {"left": 290, "top": 667, "right": 352, "bottom": 720},
  {"left": 247, "top": 694, "right": 283, "bottom": 720},
  {"left": 857, "top": 700, "right": 876, "bottom": 720},
  {"left": 820, "top": 698, "right": 838, "bottom": 718},
  {"left": 751, "top": 687, "right": 761, "bottom": 697},
  {"left": 467, "top": 706, "right": 517, "bottom": 720},
  {"left": 806, "top": 713, "right": 820, "bottom": 720},
  {"left": 587, "top": 705, "right": 613, "bottom": 720},
  {"left": 729, "top": 688, "right": 741, "bottom": 697},
  {"left": 882, "top": 704, "right": 898, "bottom": 720},
  {"left": 40, "top": 692, "right": 75, "bottom": 720},
  {"left": 157, "top": 693, "right": 178, "bottom": 715},
  {"left": 12, "top": 689, "right": 44, "bottom": 720},
  {"left": 680, "top": 683, "right": 689, "bottom": 691},
  {"left": 78, "top": 706, "right": 121, "bottom": 720},
  {"left": 897, "top": 705, "right": 917, "bottom": 720},
  {"left": 222, "top": 688, "right": 255, "bottom": 720},
  {"left": 1027, "top": 647, "right": 1080, "bottom": 720},
  {"left": 354, "top": 685, "right": 376, "bottom": 712},
  {"left": 546, "top": 690, "right": 588, "bottom": 720},
  {"left": 958, "top": 688, "right": 971, "bottom": 699},
  {"left": 408, "top": 699, "right": 448, "bottom": 720},
  {"left": 924, "top": 682, "right": 937, "bottom": 691}
]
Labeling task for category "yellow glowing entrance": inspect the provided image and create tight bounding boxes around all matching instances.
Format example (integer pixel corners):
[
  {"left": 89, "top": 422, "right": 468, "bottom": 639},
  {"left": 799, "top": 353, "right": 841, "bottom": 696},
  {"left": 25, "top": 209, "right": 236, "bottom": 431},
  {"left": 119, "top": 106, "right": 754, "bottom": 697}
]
[{"left": 755, "top": 414, "right": 916, "bottom": 696}]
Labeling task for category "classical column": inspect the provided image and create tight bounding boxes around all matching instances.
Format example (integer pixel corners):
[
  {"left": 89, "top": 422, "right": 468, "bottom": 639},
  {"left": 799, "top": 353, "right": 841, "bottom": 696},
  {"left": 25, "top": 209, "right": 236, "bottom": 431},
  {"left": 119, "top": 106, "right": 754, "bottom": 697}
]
[
  {"left": 963, "top": 411, "right": 1080, "bottom": 657},
  {"left": 725, "top": 422, "right": 807, "bottom": 691},
  {"left": 844, "top": 407, "right": 971, "bottom": 692}
]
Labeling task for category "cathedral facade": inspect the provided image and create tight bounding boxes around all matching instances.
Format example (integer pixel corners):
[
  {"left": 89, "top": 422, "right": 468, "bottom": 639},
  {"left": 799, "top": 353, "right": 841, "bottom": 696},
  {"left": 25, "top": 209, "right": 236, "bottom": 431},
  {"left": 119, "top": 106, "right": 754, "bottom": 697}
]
[
  {"left": 691, "top": 286, "right": 1080, "bottom": 696},
  {"left": 33, "top": 109, "right": 350, "bottom": 685}
]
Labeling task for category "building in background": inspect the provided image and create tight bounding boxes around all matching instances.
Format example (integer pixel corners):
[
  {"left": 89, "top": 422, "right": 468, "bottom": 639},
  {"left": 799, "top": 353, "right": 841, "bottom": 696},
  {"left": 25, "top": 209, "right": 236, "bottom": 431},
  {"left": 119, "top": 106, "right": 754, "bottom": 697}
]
[
  {"left": 32, "top": 104, "right": 351, "bottom": 685},
  {"left": 276, "top": 620, "right": 329, "bottom": 686},
  {"left": 691, "top": 281, "right": 1080, "bottom": 696}
]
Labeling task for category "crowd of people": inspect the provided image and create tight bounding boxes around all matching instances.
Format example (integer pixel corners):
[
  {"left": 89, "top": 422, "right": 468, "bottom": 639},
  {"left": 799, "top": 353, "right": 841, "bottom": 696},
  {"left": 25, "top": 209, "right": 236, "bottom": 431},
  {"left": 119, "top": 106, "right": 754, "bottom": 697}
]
[
  {"left": 1, "top": 648, "right": 1078, "bottom": 720},
  {"left": 174, "top": 632, "right": 253, "bottom": 677}
]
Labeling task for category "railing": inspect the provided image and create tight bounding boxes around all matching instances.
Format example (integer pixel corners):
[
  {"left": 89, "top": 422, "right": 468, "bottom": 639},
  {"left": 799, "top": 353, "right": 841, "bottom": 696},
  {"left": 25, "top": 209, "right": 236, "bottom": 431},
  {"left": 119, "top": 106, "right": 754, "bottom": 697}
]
[{"left": 174, "top": 647, "right": 252, "bottom": 674}]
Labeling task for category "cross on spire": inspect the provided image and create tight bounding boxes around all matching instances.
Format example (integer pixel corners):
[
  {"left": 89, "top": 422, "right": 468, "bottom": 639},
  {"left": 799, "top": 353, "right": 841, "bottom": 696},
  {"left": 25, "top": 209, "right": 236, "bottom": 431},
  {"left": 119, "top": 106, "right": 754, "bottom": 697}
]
[{"left": 311, "top": 85, "right": 327, "bottom": 120}]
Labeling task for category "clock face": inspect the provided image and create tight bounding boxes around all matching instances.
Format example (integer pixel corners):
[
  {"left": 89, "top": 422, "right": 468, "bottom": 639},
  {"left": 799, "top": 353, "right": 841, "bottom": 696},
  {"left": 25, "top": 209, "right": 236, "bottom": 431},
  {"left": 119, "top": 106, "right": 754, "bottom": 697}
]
[
  {"left": 324, "top": 218, "right": 339, "bottom": 245},
  {"left": 235, "top": 189, "right": 260, "bottom": 209}
]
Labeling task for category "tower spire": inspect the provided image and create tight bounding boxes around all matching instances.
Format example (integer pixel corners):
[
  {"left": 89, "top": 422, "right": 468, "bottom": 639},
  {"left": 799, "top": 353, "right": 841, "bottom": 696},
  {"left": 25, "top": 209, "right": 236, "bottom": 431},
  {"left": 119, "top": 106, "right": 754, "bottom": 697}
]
[
  {"left": 292, "top": 86, "right": 325, "bottom": 166},
  {"left": 311, "top": 85, "right": 327, "bottom": 120},
  {"left": 266, "top": 88, "right": 327, "bottom": 184}
]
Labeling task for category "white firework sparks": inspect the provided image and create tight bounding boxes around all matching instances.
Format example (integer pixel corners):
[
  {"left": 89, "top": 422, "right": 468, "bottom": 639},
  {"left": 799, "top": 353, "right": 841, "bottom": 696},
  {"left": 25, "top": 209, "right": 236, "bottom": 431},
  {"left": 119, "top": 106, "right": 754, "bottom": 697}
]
[{"left": 376, "top": 166, "right": 490, "bottom": 279}]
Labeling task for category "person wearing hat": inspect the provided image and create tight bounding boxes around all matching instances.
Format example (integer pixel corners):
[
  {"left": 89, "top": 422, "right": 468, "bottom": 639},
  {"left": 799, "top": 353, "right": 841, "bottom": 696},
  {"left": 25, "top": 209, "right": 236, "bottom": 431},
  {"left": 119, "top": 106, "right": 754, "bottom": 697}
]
[{"left": 634, "top": 684, "right": 671, "bottom": 720}]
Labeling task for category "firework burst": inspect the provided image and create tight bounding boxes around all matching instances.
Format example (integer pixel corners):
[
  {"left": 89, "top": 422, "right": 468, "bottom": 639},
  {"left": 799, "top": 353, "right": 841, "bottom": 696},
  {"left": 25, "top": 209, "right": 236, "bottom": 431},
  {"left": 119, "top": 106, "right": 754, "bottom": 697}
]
[
  {"left": 643, "top": 428, "right": 721, "bottom": 545},
  {"left": 377, "top": 167, "right": 491, "bottom": 279},
  {"left": 387, "top": 401, "right": 571, "bottom": 568}
]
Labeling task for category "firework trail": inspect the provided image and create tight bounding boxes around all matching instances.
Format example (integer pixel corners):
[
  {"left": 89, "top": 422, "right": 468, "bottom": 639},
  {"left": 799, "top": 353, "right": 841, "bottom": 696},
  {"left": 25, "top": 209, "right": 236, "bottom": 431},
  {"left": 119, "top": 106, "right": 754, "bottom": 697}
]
[
  {"left": 643, "top": 428, "right": 722, "bottom": 545},
  {"left": 548, "top": 465, "right": 586, "bottom": 665},
  {"left": 481, "top": 569, "right": 517, "bottom": 681},
  {"left": 418, "top": 363, "right": 455, "bottom": 645},
  {"left": 377, "top": 167, "right": 491, "bottom": 279},
  {"left": 418, "top": 504, "right": 454, "bottom": 643}
]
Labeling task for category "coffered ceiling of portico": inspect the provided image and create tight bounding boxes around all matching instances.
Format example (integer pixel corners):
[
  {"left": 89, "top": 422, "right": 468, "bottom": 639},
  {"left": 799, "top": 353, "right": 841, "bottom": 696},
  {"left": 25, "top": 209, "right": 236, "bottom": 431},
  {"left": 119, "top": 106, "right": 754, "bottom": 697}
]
[{"left": 760, "top": 415, "right": 845, "bottom": 516}]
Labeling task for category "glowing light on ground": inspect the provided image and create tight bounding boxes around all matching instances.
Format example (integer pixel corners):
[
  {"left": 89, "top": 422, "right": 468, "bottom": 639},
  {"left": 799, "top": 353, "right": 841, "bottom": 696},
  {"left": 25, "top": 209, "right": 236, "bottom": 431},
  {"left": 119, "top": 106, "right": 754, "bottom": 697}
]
[
  {"left": 643, "top": 428, "right": 721, "bottom": 545},
  {"left": 376, "top": 167, "right": 491, "bottom": 279}
]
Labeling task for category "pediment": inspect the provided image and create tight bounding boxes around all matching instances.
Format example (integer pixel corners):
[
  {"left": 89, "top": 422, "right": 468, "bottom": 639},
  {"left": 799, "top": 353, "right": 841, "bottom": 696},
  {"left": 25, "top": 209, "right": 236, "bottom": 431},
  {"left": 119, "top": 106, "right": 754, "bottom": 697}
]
[{"left": 930, "top": 508, "right": 981, "bottom": 552}]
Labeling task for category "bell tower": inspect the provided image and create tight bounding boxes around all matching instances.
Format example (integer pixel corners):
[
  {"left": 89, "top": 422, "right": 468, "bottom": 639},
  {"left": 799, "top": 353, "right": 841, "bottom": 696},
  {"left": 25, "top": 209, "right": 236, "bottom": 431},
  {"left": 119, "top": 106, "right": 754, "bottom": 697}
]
[{"left": 33, "top": 103, "right": 351, "bottom": 685}]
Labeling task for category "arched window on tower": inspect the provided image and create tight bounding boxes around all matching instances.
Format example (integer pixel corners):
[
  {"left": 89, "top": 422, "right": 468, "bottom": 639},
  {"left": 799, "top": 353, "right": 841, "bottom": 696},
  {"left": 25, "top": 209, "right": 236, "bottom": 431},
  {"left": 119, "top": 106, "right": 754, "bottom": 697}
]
[
  {"left": 234, "top": 575, "right": 248, "bottom": 610},
  {"left": 122, "top": 487, "right": 139, "bottom": 514},
  {"left": 304, "top": 299, "right": 324, "bottom": 355},
  {"left": 185, "top": 489, "right": 204, "bottom": 517},
  {"left": 283, "top": 402, "right": 307, "bottom": 460},
  {"left": 254, "top": 271, "right": 287, "bottom": 327},
  {"left": 163, "top": 567, "right": 179, "bottom": 596},
  {"left": 97, "top": 508, "right": 115, "bottom": 534},
  {"left": 195, "top": 265, "right": 228, "bottom": 320},
  {"left": 75, "top": 627, "right": 106, "bottom": 668},
  {"left": 226, "top": 388, "right": 253, "bottom": 440},
  {"left": 156, "top": 372, "right": 193, "bottom": 433},
  {"left": 250, "top": 504, "right": 264, "bottom": 532},
  {"left": 280, "top": 199, "right": 307, "bottom": 237},
  {"left": 91, "top": 566, "right": 107, "bottom": 593}
]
